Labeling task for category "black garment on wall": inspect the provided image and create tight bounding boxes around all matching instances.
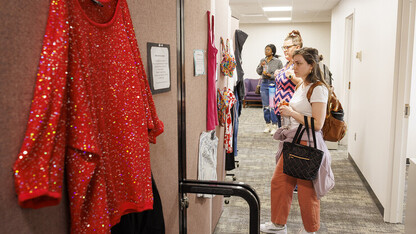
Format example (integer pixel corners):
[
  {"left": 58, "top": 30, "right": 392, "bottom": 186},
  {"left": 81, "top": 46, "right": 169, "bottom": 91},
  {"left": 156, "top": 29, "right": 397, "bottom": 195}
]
[
  {"left": 111, "top": 174, "right": 165, "bottom": 234},
  {"left": 234, "top": 29, "right": 248, "bottom": 102}
]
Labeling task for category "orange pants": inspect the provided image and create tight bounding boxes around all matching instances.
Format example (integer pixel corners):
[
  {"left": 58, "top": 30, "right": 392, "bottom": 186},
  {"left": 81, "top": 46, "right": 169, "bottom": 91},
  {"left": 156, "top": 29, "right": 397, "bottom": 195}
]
[{"left": 271, "top": 142, "right": 320, "bottom": 232}]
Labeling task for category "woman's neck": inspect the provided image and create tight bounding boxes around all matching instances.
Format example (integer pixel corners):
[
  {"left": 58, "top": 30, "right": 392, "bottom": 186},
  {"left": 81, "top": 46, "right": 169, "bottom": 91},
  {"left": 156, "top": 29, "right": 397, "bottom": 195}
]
[
  {"left": 302, "top": 79, "right": 310, "bottom": 87},
  {"left": 266, "top": 55, "right": 273, "bottom": 61}
]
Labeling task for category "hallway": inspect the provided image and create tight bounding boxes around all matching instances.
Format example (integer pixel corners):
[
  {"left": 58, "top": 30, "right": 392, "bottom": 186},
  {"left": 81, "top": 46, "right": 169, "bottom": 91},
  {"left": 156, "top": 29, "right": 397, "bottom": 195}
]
[{"left": 213, "top": 107, "right": 405, "bottom": 233}]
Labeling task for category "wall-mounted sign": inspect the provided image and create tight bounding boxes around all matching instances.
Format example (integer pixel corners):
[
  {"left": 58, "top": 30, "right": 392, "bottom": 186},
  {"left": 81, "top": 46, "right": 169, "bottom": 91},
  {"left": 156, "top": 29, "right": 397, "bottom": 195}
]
[
  {"left": 147, "top": 43, "right": 171, "bottom": 94},
  {"left": 193, "top": 49, "right": 205, "bottom": 76}
]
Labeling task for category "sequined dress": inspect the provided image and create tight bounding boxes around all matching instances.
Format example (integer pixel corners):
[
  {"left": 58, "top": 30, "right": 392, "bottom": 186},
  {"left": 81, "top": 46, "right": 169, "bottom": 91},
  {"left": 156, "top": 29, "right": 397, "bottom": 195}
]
[{"left": 13, "top": 0, "right": 164, "bottom": 233}]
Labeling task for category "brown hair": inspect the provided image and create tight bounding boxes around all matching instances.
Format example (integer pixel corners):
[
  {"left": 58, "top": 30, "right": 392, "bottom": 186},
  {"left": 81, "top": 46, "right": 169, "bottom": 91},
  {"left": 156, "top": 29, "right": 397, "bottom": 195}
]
[
  {"left": 285, "top": 30, "right": 303, "bottom": 48},
  {"left": 293, "top": 47, "right": 329, "bottom": 89}
]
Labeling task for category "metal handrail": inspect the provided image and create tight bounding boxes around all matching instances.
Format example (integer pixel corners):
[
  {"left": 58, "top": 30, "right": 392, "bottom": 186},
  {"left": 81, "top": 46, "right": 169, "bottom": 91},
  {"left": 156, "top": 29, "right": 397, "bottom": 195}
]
[{"left": 180, "top": 179, "right": 260, "bottom": 234}]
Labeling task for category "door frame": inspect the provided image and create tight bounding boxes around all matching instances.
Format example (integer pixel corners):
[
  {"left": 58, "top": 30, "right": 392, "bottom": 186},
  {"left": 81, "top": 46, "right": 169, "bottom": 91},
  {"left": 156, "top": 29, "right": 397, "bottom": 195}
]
[{"left": 387, "top": 0, "right": 415, "bottom": 223}]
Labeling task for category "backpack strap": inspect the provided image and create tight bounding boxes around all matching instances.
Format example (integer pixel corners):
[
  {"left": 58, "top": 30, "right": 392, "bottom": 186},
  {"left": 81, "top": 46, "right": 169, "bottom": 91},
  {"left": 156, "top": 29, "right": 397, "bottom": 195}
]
[{"left": 306, "top": 81, "right": 331, "bottom": 114}]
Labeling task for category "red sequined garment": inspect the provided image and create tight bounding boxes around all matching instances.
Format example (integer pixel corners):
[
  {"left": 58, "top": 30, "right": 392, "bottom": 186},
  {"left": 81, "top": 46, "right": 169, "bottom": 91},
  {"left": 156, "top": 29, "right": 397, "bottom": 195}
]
[{"left": 13, "top": 0, "right": 164, "bottom": 233}]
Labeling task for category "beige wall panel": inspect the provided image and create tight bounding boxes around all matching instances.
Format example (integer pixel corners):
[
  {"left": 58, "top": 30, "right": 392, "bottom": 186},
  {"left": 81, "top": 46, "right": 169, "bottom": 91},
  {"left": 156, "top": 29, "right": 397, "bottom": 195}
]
[
  {"left": 184, "top": 0, "right": 214, "bottom": 233},
  {"left": 128, "top": 0, "right": 180, "bottom": 233}
]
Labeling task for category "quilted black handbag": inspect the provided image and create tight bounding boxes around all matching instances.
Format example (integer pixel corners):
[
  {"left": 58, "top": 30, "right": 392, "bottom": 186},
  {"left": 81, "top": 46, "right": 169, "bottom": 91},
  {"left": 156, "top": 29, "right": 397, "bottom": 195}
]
[{"left": 282, "top": 116, "right": 324, "bottom": 180}]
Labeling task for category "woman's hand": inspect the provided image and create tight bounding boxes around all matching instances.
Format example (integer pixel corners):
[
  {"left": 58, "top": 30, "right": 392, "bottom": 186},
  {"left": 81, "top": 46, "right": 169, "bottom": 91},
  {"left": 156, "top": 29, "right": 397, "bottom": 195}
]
[
  {"left": 261, "top": 61, "right": 266, "bottom": 66},
  {"left": 279, "top": 103, "right": 293, "bottom": 117}
]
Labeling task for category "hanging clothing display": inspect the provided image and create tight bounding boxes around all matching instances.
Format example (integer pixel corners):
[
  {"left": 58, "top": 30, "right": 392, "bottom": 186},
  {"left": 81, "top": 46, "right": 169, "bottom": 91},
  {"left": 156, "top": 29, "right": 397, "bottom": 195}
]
[
  {"left": 225, "top": 87, "right": 239, "bottom": 171},
  {"left": 225, "top": 30, "right": 248, "bottom": 171},
  {"left": 224, "top": 90, "right": 236, "bottom": 153},
  {"left": 197, "top": 131, "right": 218, "bottom": 198},
  {"left": 13, "top": 0, "right": 164, "bottom": 233},
  {"left": 227, "top": 39, "right": 237, "bottom": 90},
  {"left": 217, "top": 88, "right": 236, "bottom": 153},
  {"left": 217, "top": 88, "right": 228, "bottom": 127},
  {"left": 206, "top": 11, "right": 219, "bottom": 131}
]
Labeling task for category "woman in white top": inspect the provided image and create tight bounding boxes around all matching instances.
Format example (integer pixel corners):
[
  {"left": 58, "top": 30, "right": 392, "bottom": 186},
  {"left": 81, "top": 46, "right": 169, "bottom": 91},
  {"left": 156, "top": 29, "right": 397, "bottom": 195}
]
[{"left": 260, "top": 47, "right": 335, "bottom": 234}]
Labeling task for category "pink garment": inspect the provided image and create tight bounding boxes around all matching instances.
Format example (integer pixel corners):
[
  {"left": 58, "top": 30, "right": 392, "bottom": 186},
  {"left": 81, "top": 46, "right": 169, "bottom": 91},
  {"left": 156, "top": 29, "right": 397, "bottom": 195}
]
[
  {"left": 224, "top": 89, "right": 236, "bottom": 153},
  {"left": 206, "top": 11, "right": 218, "bottom": 131}
]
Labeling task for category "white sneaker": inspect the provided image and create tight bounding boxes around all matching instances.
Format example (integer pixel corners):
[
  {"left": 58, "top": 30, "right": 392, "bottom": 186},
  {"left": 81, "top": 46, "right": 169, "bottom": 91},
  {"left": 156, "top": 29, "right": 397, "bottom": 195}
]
[
  {"left": 263, "top": 123, "right": 271, "bottom": 133},
  {"left": 297, "top": 226, "right": 315, "bottom": 234},
  {"left": 260, "top": 222, "right": 287, "bottom": 233},
  {"left": 270, "top": 124, "right": 278, "bottom": 135}
]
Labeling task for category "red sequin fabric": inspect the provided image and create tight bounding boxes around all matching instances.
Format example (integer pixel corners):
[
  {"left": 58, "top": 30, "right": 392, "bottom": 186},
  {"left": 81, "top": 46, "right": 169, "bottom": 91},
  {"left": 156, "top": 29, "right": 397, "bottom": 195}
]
[{"left": 13, "top": 0, "right": 164, "bottom": 233}]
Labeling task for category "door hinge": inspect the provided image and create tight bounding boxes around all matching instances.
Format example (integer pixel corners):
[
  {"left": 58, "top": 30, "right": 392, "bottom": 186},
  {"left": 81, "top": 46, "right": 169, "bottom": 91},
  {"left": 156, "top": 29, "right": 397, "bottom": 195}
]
[
  {"left": 180, "top": 196, "right": 189, "bottom": 209},
  {"left": 348, "top": 82, "right": 351, "bottom": 90},
  {"left": 405, "top": 104, "right": 410, "bottom": 118}
]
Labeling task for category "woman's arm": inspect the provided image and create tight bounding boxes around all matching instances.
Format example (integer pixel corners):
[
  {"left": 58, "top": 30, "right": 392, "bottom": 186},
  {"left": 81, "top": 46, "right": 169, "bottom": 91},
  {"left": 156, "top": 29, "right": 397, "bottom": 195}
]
[
  {"left": 256, "top": 59, "right": 265, "bottom": 75},
  {"left": 279, "top": 102, "right": 326, "bottom": 130}
]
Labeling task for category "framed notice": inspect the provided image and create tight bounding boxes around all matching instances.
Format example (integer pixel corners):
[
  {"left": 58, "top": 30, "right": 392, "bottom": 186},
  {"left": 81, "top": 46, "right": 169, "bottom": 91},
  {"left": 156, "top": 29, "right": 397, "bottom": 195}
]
[
  {"left": 147, "top": 43, "right": 171, "bottom": 94},
  {"left": 193, "top": 49, "right": 205, "bottom": 76}
]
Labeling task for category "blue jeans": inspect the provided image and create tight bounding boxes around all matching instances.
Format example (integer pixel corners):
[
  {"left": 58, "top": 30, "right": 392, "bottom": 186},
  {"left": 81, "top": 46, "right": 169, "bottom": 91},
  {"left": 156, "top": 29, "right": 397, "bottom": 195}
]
[{"left": 260, "top": 80, "right": 278, "bottom": 124}]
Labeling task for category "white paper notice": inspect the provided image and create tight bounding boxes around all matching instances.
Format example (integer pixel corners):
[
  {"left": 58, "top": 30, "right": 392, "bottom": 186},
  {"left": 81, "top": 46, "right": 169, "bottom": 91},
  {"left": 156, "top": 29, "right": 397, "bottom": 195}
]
[
  {"left": 194, "top": 50, "right": 205, "bottom": 76},
  {"left": 151, "top": 46, "right": 170, "bottom": 90}
]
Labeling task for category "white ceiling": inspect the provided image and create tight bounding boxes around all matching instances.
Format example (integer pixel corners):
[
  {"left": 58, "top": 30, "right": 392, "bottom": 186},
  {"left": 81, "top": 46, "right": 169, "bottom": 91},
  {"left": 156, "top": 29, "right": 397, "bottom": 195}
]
[{"left": 229, "top": 0, "right": 341, "bottom": 24}]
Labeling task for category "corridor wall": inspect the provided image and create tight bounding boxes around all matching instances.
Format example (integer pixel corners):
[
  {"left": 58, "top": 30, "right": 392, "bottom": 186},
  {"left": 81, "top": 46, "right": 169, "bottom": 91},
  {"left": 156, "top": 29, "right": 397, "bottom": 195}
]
[
  {"left": 183, "top": 0, "right": 234, "bottom": 233},
  {"left": 330, "top": 0, "right": 401, "bottom": 222},
  {"left": 239, "top": 23, "right": 331, "bottom": 80},
  {"left": 0, "top": 0, "right": 179, "bottom": 232}
]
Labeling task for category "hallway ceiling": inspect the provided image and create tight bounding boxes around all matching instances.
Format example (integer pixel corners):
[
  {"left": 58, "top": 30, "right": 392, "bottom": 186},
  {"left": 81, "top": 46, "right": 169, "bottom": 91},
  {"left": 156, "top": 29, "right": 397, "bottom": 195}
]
[{"left": 229, "top": 0, "right": 341, "bottom": 24}]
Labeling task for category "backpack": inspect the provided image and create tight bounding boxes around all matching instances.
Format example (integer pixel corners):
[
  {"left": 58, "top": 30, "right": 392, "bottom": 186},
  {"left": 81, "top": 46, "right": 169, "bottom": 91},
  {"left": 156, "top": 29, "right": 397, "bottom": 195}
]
[
  {"left": 219, "top": 37, "right": 236, "bottom": 77},
  {"left": 318, "top": 63, "right": 334, "bottom": 86},
  {"left": 306, "top": 81, "right": 347, "bottom": 142}
]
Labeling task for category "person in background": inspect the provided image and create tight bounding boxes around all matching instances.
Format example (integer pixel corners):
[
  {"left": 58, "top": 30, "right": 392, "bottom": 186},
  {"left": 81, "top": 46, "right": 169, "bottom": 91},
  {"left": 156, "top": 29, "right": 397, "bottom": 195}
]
[
  {"left": 260, "top": 47, "right": 335, "bottom": 234},
  {"left": 274, "top": 30, "right": 303, "bottom": 131},
  {"left": 256, "top": 44, "right": 283, "bottom": 134}
]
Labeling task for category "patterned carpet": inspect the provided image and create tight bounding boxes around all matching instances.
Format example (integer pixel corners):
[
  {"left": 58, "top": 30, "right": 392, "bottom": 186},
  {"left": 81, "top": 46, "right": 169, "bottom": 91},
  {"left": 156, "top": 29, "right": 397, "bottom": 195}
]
[{"left": 213, "top": 107, "right": 405, "bottom": 234}]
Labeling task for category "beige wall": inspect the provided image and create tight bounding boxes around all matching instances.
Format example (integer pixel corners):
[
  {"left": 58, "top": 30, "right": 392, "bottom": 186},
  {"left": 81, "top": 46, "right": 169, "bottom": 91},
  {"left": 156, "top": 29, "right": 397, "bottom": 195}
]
[
  {"left": 330, "top": 0, "right": 400, "bottom": 222},
  {"left": 128, "top": 0, "right": 179, "bottom": 232},
  {"left": 239, "top": 22, "right": 331, "bottom": 80}
]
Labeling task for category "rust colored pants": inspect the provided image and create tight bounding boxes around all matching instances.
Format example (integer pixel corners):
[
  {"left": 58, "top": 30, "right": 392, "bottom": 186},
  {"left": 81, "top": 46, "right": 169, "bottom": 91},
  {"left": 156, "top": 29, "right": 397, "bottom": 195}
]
[{"left": 271, "top": 142, "right": 320, "bottom": 232}]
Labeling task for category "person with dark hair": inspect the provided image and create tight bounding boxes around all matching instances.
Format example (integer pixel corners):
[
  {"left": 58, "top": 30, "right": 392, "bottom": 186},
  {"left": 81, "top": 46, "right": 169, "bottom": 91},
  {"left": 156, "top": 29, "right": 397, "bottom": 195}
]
[
  {"left": 256, "top": 44, "right": 283, "bottom": 134},
  {"left": 261, "top": 47, "right": 335, "bottom": 234},
  {"left": 274, "top": 30, "right": 303, "bottom": 131}
]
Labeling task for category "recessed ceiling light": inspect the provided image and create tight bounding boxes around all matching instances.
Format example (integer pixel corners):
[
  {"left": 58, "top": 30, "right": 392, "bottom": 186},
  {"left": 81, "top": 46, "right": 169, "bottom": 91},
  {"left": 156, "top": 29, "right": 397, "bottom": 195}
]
[
  {"left": 268, "top": 17, "right": 291, "bottom": 21},
  {"left": 241, "top": 14, "right": 264, "bottom": 17},
  {"left": 263, "top": 6, "right": 292, "bottom": 12}
]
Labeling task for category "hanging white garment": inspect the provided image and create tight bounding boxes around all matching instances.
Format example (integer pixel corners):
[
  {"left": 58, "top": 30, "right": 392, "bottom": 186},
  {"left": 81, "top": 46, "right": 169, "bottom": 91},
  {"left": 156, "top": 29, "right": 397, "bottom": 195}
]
[{"left": 197, "top": 130, "right": 218, "bottom": 198}]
